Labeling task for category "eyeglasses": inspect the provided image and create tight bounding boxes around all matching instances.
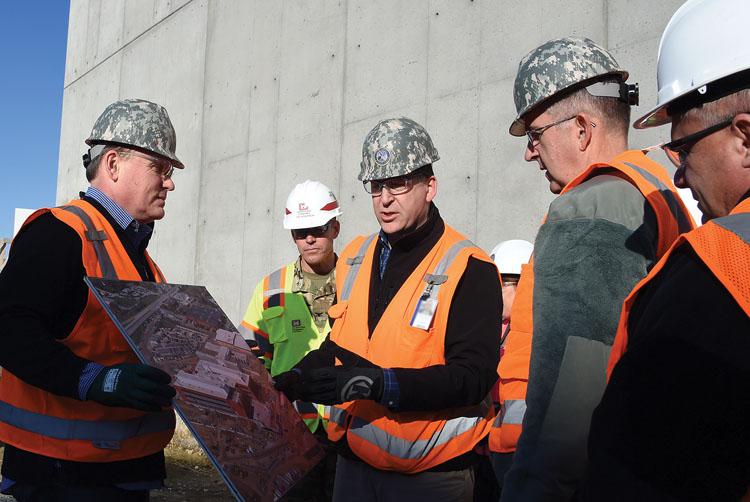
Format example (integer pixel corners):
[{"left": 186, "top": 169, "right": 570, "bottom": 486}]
[
  {"left": 654, "top": 118, "right": 733, "bottom": 168},
  {"left": 363, "top": 175, "right": 424, "bottom": 196},
  {"left": 525, "top": 115, "right": 578, "bottom": 146},
  {"left": 291, "top": 220, "right": 333, "bottom": 240},
  {"left": 119, "top": 150, "right": 176, "bottom": 180}
]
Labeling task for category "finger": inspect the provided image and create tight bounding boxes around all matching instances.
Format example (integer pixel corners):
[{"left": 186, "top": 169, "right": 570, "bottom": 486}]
[
  {"left": 135, "top": 365, "right": 172, "bottom": 384},
  {"left": 128, "top": 387, "right": 174, "bottom": 408},
  {"left": 123, "top": 396, "right": 163, "bottom": 413},
  {"left": 132, "top": 377, "right": 177, "bottom": 398}
]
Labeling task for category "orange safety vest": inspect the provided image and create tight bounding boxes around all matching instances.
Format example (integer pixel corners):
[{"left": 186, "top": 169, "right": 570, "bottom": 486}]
[
  {"left": 489, "top": 150, "right": 695, "bottom": 453},
  {"left": 0, "top": 199, "right": 176, "bottom": 462},
  {"left": 608, "top": 197, "right": 750, "bottom": 377},
  {"left": 326, "top": 225, "right": 497, "bottom": 473}
]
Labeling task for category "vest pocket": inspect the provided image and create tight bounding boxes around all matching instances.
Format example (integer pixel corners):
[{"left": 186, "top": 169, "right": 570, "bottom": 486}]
[
  {"left": 398, "top": 325, "right": 436, "bottom": 367},
  {"left": 261, "top": 306, "right": 289, "bottom": 344}
]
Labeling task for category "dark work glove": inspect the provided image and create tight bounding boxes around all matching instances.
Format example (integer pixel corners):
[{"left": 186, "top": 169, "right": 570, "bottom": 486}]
[
  {"left": 273, "top": 368, "right": 302, "bottom": 402},
  {"left": 86, "top": 363, "right": 176, "bottom": 412},
  {"left": 298, "top": 366, "right": 384, "bottom": 405}
]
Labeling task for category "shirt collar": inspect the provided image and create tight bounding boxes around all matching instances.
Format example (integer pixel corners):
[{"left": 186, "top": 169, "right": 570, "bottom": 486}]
[{"left": 85, "top": 186, "right": 153, "bottom": 247}]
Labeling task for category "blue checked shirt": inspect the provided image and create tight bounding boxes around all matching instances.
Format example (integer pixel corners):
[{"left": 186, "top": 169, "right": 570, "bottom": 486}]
[{"left": 376, "top": 231, "right": 400, "bottom": 408}]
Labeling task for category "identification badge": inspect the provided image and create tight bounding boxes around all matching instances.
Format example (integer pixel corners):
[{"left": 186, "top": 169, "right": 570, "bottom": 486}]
[{"left": 410, "top": 297, "right": 438, "bottom": 330}]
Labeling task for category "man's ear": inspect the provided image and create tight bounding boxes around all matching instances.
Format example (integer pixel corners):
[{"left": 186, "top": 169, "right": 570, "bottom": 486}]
[
  {"left": 102, "top": 149, "right": 121, "bottom": 181},
  {"left": 733, "top": 113, "right": 750, "bottom": 169},
  {"left": 331, "top": 219, "right": 341, "bottom": 239},
  {"left": 575, "top": 113, "right": 595, "bottom": 152},
  {"left": 425, "top": 176, "right": 438, "bottom": 203}
]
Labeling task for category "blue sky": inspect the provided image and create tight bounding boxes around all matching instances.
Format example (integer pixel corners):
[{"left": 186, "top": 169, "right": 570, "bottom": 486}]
[{"left": 0, "top": 1, "right": 69, "bottom": 238}]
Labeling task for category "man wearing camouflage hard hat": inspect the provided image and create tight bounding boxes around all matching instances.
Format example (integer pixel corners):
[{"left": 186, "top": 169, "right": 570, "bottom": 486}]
[
  {"left": 0, "top": 99, "right": 182, "bottom": 500},
  {"left": 497, "top": 38, "right": 694, "bottom": 500},
  {"left": 273, "top": 118, "right": 503, "bottom": 500}
]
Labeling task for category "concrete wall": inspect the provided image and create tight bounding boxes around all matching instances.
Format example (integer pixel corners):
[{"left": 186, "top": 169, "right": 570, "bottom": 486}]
[{"left": 58, "top": 0, "right": 689, "bottom": 324}]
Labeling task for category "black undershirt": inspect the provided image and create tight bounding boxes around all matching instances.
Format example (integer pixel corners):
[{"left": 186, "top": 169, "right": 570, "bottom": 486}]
[{"left": 0, "top": 195, "right": 164, "bottom": 485}]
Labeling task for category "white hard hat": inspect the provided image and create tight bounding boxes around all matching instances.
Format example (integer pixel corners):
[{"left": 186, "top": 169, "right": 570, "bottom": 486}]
[
  {"left": 283, "top": 180, "right": 342, "bottom": 230},
  {"left": 490, "top": 240, "right": 533, "bottom": 276},
  {"left": 634, "top": 0, "right": 750, "bottom": 129}
]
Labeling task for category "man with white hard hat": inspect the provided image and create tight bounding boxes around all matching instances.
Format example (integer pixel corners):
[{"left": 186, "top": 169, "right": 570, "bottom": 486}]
[
  {"left": 584, "top": 0, "right": 750, "bottom": 499},
  {"left": 484, "top": 240, "right": 533, "bottom": 495},
  {"left": 499, "top": 37, "right": 696, "bottom": 501},
  {"left": 239, "top": 180, "right": 341, "bottom": 499}
]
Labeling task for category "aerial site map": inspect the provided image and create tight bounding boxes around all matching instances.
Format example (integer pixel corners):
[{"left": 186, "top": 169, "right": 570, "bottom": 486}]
[{"left": 85, "top": 277, "right": 324, "bottom": 502}]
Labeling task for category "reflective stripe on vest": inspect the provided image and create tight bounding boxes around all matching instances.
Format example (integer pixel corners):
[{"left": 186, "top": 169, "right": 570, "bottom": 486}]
[
  {"left": 348, "top": 396, "right": 492, "bottom": 461},
  {"left": 420, "top": 239, "right": 475, "bottom": 304},
  {"left": 493, "top": 399, "right": 526, "bottom": 427},
  {"left": 263, "top": 266, "right": 285, "bottom": 308},
  {"left": 60, "top": 205, "right": 118, "bottom": 280},
  {"left": 623, "top": 162, "right": 693, "bottom": 234},
  {"left": 340, "top": 234, "right": 377, "bottom": 302},
  {"left": 714, "top": 213, "right": 750, "bottom": 244},
  {"left": 0, "top": 401, "right": 174, "bottom": 445}
]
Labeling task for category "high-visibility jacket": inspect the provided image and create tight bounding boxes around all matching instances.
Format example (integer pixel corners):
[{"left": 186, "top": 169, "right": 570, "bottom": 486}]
[
  {"left": 608, "top": 197, "right": 750, "bottom": 377},
  {"left": 239, "top": 261, "right": 331, "bottom": 432},
  {"left": 0, "top": 199, "right": 175, "bottom": 462},
  {"left": 490, "top": 150, "right": 695, "bottom": 454},
  {"left": 326, "top": 225, "right": 497, "bottom": 473}
]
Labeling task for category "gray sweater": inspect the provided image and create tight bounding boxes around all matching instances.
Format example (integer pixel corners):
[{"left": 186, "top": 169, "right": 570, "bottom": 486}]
[{"left": 501, "top": 173, "right": 658, "bottom": 502}]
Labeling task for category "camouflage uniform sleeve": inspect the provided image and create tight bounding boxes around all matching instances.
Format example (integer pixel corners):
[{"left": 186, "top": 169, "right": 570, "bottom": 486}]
[{"left": 239, "top": 279, "right": 273, "bottom": 371}]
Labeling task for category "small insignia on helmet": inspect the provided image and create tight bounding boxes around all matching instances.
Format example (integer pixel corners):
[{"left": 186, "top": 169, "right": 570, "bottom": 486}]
[{"left": 374, "top": 148, "right": 390, "bottom": 165}]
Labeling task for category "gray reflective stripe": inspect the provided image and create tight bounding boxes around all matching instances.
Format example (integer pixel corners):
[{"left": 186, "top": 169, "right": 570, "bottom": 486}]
[
  {"left": 420, "top": 239, "right": 475, "bottom": 302},
  {"left": 0, "top": 400, "right": 175, "bottom": 442},
  {"left": 329, "top": 406, "right": 348, "bottom": 427},
  {"left": 237, "top": 323, "right": 255, "bottom": 340},
  {"left": 264, "top": 267, "right": 284, "bottom": 296},
  {"left": 340, "top": 234, "right": 377, "bottom": 302},
  {"left": 497, "top": 399, "right": 526, "bottom": 426},
  {"left": 348, "top": 401, "right": 489, "bottom": 461},
  {"left": 60, "top": 205, "right": 118, "bottom": 279},
  {"left": 714, "top": 213, "right": 750, "bottom": 245},
  {"left": 624, "top": 162, "right": 692, "bottom": 234},
  {"left": 293, "top": 401, "right": 318, "bottom": 415}
]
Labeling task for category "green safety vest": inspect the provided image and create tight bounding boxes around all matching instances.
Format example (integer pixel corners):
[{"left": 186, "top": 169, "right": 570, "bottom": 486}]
[{"left": 239, "top": 261, "right": 332, "bottom": 432}]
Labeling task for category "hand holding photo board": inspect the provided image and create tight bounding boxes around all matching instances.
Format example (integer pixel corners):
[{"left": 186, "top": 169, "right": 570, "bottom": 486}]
[{"left": 85, "top": 277, "right": 324, "bottom": 502}]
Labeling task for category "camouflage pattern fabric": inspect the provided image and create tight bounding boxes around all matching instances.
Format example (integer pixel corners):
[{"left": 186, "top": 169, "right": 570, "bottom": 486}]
[
  {"left": 509, "top": 37, "right": 628, "bottom": 136},
  {"left": 359, "top": 117, "right": 440, "bottom": 181},
  {"left": 86, "top": 99, "right": 184, "bottom": 168},
  {"left": 292, "top": 260, "right": 336, "bottom": 330}
]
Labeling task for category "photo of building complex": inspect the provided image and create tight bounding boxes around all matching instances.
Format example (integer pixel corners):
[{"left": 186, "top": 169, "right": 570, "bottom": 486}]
[{"left": 87, "top": 278, "right": 323, "bottom": 501}]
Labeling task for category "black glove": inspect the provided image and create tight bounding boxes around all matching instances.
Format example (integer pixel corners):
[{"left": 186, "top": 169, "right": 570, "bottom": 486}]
[
  {"left": 273, "top": 368, "right": 302, "bottom": 402},
  {"left": 86, "top": 363, "right": 176, "bottom": 412},
  {"left": 297, "top": 366, "right": 384, "bottom": 405}
]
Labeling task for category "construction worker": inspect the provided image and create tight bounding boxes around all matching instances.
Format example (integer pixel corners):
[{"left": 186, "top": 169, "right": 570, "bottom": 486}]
[
  {"left": 274, "top": 117, "right": 503, "bottom": 501},
  {"left": 486, "top": 239, "right": 533, "bottom": 493},
  {"left": 239, "top": 179, "right": 342, "bottom": 500},
  {"left": 0, "top": 99, "right": 180, "bottom": 500},
  {"left": 584, "top": 0, "right": 750, "bottom": 499},
  {"left": 498, "top": 38, "right": 695, "bottom": 501}
]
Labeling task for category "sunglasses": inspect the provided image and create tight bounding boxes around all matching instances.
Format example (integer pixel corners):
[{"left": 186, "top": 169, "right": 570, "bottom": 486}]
[
  {"left": 363, "top": 174, "right": 426, "bottom": 196},
  {"left": 648, "top": 117, "right": 733, "bottom": 168},
  {"left": 291, "top": 220, "right": 333, "bottom": 240}
]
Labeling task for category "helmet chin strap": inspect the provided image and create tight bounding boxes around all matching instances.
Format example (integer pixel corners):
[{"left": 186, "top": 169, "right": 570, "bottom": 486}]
[{"left": 82, "top": 144, "right": 108, "bottom": 169}]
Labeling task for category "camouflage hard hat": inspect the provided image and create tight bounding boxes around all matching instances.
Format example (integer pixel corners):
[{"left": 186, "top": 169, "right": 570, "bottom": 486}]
[
  {"left": 359, "top": 117, "right": 439, "bottom": 181},
  {"left": 86, "top": 98, "right": 184, "bottom": 168},
  {"left": 509, "top": 37, "right": 628, "bottom": 136}
]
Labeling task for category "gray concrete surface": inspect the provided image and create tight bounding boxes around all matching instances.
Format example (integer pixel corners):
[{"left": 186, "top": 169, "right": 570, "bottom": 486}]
[{"left": 57, "top": 0, "right": 688, "bottom": 324}]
